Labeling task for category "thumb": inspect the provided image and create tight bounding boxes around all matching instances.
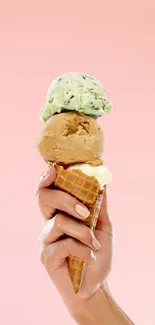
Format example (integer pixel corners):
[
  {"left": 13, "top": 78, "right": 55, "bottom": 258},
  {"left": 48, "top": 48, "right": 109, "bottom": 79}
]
[{"left": 35, "top": 166, "right": 56, "bottom": 196}]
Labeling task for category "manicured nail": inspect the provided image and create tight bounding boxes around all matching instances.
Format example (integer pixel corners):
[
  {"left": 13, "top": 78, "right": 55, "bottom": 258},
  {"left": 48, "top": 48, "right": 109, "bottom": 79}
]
[
  {"left": 75, "top": 204, "right": 90, "bottom": 218},
  {"left": 92, "top": 235, "right": 101, "bottom": 250}
]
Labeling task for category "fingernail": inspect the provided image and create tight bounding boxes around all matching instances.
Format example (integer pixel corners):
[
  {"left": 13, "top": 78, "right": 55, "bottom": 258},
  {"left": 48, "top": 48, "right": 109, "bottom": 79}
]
[
  {"left": 92, "top": 235, "right": 101, "bottom": 250},
  {"left": 75, "top": 204, "right": 90, "bottom": 219}
]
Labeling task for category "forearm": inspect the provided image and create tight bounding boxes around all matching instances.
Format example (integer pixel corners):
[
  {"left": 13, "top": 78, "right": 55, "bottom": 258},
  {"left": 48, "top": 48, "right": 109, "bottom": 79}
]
[{"left": 72, "top": 284, "right": 135, "bottom": 325}]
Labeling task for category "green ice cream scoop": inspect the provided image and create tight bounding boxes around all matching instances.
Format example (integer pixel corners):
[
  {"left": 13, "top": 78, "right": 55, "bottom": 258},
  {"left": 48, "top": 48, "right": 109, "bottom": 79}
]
[{"left": 40, "top": 72, "right": 112, "bottom": 123}]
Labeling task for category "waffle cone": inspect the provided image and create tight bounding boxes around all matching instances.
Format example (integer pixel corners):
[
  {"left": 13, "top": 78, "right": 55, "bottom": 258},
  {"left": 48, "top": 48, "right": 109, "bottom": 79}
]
[{"left": 53, "top": 164, "right": 104, "bottom": 294}]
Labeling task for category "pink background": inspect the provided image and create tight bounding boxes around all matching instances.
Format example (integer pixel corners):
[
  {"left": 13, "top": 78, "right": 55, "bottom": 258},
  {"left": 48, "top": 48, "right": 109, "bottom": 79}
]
[{"left": 0, "top": 1, "right": 155, "bottom": 324}]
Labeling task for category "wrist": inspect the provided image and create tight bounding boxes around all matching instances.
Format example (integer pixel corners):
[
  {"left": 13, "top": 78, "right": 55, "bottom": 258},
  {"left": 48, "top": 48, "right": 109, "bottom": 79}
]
[
  {"left": 70, "top": 282, "right": 135, "bottom": 325},
  {"left": 71, "top": 282, "right": 110, "bottom": 324}
]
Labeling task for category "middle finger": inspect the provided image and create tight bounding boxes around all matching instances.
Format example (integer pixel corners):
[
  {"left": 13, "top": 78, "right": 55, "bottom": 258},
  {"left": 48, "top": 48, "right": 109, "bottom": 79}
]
[
  {"left": 37, "top": 188, "right": 90, "bottom": 220},
  {"left": 39, "top": 213, "right": 101, "bottom": 251}
]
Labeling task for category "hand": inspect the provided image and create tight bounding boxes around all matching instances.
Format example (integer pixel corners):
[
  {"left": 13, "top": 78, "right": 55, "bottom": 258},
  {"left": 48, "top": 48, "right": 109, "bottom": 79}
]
[{"left": 36, "top": 166, "right": 113, "bottom": 313}]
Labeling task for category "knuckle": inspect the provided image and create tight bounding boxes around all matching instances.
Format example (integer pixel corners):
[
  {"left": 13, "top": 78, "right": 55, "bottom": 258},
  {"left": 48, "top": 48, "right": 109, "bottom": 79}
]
[
  {"left": 39, "top": 246, "right": 46, "bottom": 264},
  {"left": 37, "top": 188, "right": 45, "bottom": 203},
  {"left": 39, "top": 244, "right": 57, "bottom": 267},
  {"left": 54, "top": 213, "right": 65, "bottom": 227},
  {"left": 42, "top": 219, "right": 54, "bottom": 238},
  {"left": 65, "top": 237, "right": 74, "bottom": 248}
]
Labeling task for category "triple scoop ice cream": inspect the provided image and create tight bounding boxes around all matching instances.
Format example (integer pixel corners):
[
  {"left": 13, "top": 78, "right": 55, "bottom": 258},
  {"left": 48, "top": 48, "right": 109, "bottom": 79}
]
[{"left": 36, "top": 72, "right": 112, "bottom": 293}]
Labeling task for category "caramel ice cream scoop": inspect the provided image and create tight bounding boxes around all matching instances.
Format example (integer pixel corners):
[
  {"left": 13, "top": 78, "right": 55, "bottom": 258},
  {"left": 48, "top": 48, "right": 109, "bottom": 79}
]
[{"left": 36, "top": 112, "right": 104, "bottom": 165}]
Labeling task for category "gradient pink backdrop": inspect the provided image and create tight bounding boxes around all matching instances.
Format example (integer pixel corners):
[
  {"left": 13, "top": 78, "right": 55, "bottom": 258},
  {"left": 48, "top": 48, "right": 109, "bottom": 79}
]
[{"left": 0, "top": 1, "right": 155, "bottom": 324}]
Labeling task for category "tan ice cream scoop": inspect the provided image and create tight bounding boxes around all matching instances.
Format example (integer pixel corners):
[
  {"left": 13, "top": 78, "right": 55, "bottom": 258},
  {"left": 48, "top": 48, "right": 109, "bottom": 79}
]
[{"left": 36, "top": 112, "right": 104, "bottom": 165}]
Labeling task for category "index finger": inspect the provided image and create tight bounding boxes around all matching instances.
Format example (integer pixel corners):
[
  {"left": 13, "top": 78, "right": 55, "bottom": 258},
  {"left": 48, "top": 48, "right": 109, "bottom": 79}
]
[{"left": 36, "top": 166, "right": 90, "bottom": 221}]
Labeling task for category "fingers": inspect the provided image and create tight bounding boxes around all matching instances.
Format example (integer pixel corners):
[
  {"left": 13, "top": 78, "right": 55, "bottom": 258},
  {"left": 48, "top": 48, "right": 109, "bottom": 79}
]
[
  {"left": 40, "top": 237, "right": 96, "bottom": 272},
  {"left": 36, "top": 166, "right": 90, "bottom": 221},
  {"left": 96, "top": 186, "right": 113, "bottom": 235},
  {"left": 38, "top": 202, "right": 51, "bottom": 219},
  {"left": 39, "top": 213, "right": 101, "bottom": 250},
  {"left": 37, "top": 187, "right": 90, "bottom": 221}
]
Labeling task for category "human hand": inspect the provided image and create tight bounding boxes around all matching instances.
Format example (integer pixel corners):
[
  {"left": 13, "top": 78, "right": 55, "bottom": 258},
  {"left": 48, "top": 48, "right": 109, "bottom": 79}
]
[{"left": 36, "top": 166, "right": 113, "bottom": 313}]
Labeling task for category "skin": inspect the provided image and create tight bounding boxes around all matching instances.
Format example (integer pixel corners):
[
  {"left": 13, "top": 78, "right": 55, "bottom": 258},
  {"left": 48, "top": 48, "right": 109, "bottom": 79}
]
[{"left": 36, "top": 166, "right": 135, "bottom": 324}]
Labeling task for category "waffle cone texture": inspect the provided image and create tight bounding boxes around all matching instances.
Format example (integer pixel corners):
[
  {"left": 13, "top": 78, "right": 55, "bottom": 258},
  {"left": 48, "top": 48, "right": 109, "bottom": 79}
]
[{"left": 52, "top": 164, "right": 104, "bottom": 294}]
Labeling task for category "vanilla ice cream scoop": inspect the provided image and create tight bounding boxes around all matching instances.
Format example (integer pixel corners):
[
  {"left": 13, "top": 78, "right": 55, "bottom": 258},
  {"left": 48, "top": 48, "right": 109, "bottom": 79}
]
[{"left": 68, "top": 163, "right": 112, "bottom": 189}]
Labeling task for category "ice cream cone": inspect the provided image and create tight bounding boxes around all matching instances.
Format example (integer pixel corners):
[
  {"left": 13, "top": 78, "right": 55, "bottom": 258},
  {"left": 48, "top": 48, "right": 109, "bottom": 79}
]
[
  {"left": 52, "top": 164, "right": 104, "bottom": 294},
  {"left": 36, "top": 72, "right": 112, "bottom": 295}
]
